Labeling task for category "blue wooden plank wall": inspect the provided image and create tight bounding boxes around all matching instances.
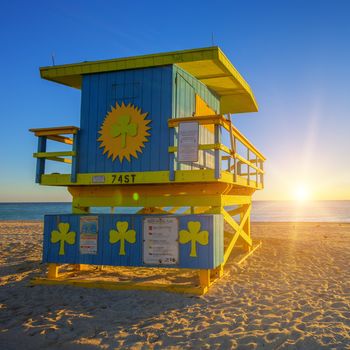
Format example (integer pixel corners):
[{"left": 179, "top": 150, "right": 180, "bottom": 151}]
[
  {"left": 78, "top": 66, "right": 173, "bottom": 173},
  {"left": 43, "top": 214, "right": 224, "bottom": 269}
]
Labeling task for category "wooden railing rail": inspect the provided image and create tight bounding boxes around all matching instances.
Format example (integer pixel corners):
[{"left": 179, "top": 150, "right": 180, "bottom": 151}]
[
  {"left": 168, "top": 115, "right": 265, "bottom": 187},
  {"left": 29, "top": 126, "right": 79, "bottom": 183}
]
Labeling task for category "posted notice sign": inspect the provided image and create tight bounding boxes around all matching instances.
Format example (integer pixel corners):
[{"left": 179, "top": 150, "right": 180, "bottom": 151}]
[
  {"left": 79, "top": 216, "right": 98, "bottom": 255},
  {"left": 178, "top": 122, "right": 199, "bottom": 162},
  {"left": 143, "top": 217, "right": 179, "bottom": 265}
]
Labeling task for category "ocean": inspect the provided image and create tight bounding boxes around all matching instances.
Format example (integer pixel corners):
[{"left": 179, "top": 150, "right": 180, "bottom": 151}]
[{"left": 0, "top": 201, "right": 349, "bottom": 222}]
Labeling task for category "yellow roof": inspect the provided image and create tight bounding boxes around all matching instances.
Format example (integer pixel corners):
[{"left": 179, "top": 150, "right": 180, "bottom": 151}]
[{"left": 40, "top": 47, "right": 258, "bottom": 114}]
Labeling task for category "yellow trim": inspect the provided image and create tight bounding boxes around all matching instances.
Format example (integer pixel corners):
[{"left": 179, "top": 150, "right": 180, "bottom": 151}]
[
  {"left": 68, "top": 185, "right": 255, "bottom": 209},
  {"left": 33, "top": 151, "right": 76, "bottom": 158},
  {"left": 31, "top": 277, "right": 207, "bottom": 295},
  {"left": 38, "top": 170, "right": 262, "bottom": 190},
  {"left": 29, "top": 126, "right": 79, "bottom": 136},
  {"left": 168, "top": 114, "right": 223, "bottom": 127},
  {"left": 39, "top": 47, "right": 257, "bottom": 114}
]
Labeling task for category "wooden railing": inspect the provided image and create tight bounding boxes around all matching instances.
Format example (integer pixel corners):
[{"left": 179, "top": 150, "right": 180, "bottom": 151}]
[
  {"left": 168, "top": 115, "right": 265, "bottom": 188},
  {"left": 29, "top": 126, "right": 79, "bottom": 183}
]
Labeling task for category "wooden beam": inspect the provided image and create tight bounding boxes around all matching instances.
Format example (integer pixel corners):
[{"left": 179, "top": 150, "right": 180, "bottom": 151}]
[
  {"left": 223, "top": 230, "right": 241, "bottom": 264},
  {"left": 29, "top": 126, "right": 79, "bottom": 136},
  {"left": 234, "top": 155, "right": 264, "bottom": 174},
  {"left": 227, "top": 206, "right": 245, "bottom": 217},
  {"left": 238, "top": 241, "right": 262, "bottom": 265},
  {"left": 222, "top": 207, "right": 252, "bottom": 246},
  {"left": 47, "top": 156, "right": 72, "bottom": 164},
  {"left": 168, "top": 115, "right": 223, "bottom": 127},
  {"left": 168, "top": 143, "right": 230, "bottom": 154},
  {"left": 33, "top": 151, "right": 76, "bottom": 158},
  {"left": 47, "top": 135, "right": 73, "bottom": 145}
]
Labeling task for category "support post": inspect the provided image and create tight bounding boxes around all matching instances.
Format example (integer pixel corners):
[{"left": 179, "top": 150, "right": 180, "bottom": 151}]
[
  {"left": 71, "top": 131, "right": 78, "bottom": 183},
  {"left": 199, "top": 270, "right": 210, "bottom": 291},
  {"left": 247, "top": 149, "right": 250, "bottom": 185},
  {"left": 48, "top": 263, "right": 59, "bottom": 279},
  {"left": 213, "top": 264, "right": 224, "bottom": 278},
  {"left": 233, "top": 136, "right": 237, "bottom": 182},
  {"left": 74, "top": 264, "right": 89, "bottom": 271},
  {"left": 35, "top": 136, "right": 47, "bottom": 183},
  {"left": 169, "top": 127, "right": 175, "bottom": 181},
  {"left": 214, "top": 124, "right": 221, "bottom": 179}
]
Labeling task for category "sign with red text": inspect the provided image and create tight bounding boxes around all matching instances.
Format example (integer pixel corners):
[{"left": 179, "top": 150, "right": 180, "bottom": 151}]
[{"left": 143, "top": 217, "right": 179, "bottom": 265}]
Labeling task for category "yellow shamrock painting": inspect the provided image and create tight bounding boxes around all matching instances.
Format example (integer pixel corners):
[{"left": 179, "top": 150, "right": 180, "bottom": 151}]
[
  {"left": 51, "top": 223, "right": 76, "bottom": 255},
  {"left": 109, "top": 221, "right": 136, "bottom": 255},
  {"left": 179, "top": 221, "right": 209, "bottom": 257}
]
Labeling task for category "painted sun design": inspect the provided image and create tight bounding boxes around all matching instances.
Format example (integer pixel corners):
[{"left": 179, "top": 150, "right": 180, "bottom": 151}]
[{"left": 98, "top": 102, "right": 151, "bottom": 162}]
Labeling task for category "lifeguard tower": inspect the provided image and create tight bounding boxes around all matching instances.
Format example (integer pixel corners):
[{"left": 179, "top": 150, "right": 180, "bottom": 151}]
[{"left": 30, "top": 47, "right": 265, "bottom": 294}]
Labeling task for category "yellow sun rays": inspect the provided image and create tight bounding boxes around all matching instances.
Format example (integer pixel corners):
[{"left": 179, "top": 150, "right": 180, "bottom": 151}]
[{"left": 98, "top": 102, "right": 151, "bottom": 162}]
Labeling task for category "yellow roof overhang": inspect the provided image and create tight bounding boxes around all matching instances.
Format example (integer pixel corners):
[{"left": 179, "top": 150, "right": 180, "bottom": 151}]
[{"left": 40, "top": 47, "right": 258, "bottom": 114}]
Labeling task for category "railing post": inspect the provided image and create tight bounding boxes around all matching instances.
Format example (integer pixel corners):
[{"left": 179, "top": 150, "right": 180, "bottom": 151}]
[
  {"left": 260, "top": 160, "right": 264, "bottom": 188},
  {"left": 227, "top": 154, "right": 231, "bottom": 172},
  {"left": 169, "top": 126, "right": 175, "bottom": 181},
  {"left": 247, "top": 149, "right": 250, "bottom": 185},
  {"left": 233, "top": 136, "right": 237, "bottom": 182},
  {"left": 256, "top": 156, "right": 259, "bottom": 186},
  {"left": 71, "top": 131, "right": 79, "bottom": 183},
  {"left": 35, "top": 136, "right": 47, "bottom": 183},
  {"left": 214, "top": 124, "right": 221, "bottom": 179}
]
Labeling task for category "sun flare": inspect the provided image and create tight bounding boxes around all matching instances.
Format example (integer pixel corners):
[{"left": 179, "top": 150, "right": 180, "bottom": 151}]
[{"left": 293, "top": 184, "right": 311, "bottom": 201}]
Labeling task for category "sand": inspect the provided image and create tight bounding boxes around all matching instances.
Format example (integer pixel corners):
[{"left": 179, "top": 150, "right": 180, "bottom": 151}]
[{"left": 0, "top": 221, "right": 349, "bottom": 349}]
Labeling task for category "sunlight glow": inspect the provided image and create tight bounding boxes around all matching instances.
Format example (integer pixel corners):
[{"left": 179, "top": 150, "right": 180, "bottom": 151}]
[{"left": 293, "top": 184, "right": 311, "bottom": 201}]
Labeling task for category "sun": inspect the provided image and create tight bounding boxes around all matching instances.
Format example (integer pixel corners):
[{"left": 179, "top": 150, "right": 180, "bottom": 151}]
[
  {"left": 293, "top": 184, "right": 311, "bottom": 201},
  {"left": 98, "top": 102, "right": 151, "bottom": 162}
]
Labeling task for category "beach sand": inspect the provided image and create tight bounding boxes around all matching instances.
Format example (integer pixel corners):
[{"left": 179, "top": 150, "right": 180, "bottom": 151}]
[{"left": 0, "top": 221, "right": 349, "bottom": 349}]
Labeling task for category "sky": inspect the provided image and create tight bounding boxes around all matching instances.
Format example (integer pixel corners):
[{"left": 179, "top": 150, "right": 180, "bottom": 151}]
[{"left": 0, "top": 0, "right": 349, "bottom": 202}]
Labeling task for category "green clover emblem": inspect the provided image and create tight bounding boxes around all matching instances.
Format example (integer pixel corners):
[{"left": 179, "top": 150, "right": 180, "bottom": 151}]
[
  {"left": 179, "top": 221, "right": 209, "bottom": 257},
  {"left": 51, "top": 223, "right": 76, "bottom": 255},
  {"left": 111, "top": 115, "right": 137, "bottom": 148},
  {"left": 109, "top": 221, "right": 136, "bottom": 255}
]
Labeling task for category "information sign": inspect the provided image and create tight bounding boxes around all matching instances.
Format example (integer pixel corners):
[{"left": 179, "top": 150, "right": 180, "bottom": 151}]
[
  {"left": 178, "top": 122, "right": 199, "bottom": 162},
  {"left": 80, "top": 216, "right": 98, "bottom": 255},
  {"left": 143, "top": 217, "right": 179, "bottom": 265}
]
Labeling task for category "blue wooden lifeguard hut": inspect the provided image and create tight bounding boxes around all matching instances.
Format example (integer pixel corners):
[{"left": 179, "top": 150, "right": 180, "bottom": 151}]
[{"left": 30, "top": 47, "right": 265, "bottom": 294}]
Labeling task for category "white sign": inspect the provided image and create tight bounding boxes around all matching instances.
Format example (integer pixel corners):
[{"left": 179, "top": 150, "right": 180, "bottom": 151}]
[
  {"left": 92, "top": 175, "right": 105, "bottom": 184},
  {"left": 178, "top": 122, "right": 199, "bottom": 162},
  {"left": 143, "top": 217, "right": 179, "bottom": 265},
  {"left": 80, "top": 216, "right": 98, "bottom": 255}
]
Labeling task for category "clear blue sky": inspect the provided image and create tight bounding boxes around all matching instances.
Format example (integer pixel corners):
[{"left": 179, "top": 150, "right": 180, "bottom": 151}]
[{"left": 1, "top": 0, "right": 349, "bottom": 201}]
